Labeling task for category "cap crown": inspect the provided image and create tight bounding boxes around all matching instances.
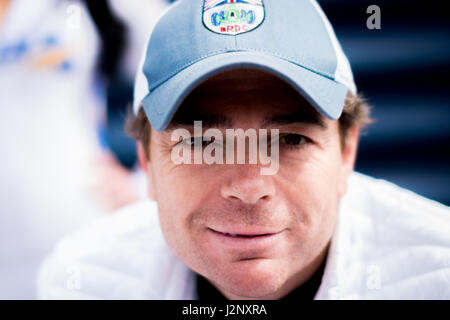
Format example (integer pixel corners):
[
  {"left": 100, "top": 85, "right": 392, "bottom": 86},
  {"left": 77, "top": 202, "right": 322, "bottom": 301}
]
[{"left": 143, "top": 0, "right": 355, "bottom": 94}]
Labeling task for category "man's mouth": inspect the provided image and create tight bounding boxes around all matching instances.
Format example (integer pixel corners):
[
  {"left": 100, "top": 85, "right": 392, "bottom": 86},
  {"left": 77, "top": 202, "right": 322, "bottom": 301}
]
[
  {"left": 207, "top": 227, "right": 283, "bottom": 239},
  {"left": 212, "top": 231, "right": 273, "bottom": 238},
  {"left": 204, "top": 227, "right": 285, "bottom": 254}
]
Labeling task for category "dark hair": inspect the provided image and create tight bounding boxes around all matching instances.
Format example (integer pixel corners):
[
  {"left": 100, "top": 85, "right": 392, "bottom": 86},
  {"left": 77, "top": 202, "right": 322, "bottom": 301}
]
[
  {"left": 125, "top": 107, "right": 152, "bottom": 159},
  {"left": 338, "top": 92, "right": 374, "bottom": 148},
  {"left": 82, "top": 0, "right": 127, "bottom": 78}
]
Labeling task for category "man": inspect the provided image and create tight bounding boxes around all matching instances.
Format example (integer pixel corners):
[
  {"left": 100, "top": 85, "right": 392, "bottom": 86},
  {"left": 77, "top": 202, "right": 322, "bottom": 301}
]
[{"left": 38, "top": 0, "right": 450, "bottom": 299}]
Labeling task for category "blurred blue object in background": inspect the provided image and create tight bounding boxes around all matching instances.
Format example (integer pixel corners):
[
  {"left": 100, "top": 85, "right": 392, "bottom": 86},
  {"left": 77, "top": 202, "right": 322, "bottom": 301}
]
[
  {"left": 319, "top": 0, "right": 450, "bottom": 205},
  {"left": 90, "top": 0, "right": 172, "bottom": 169}
]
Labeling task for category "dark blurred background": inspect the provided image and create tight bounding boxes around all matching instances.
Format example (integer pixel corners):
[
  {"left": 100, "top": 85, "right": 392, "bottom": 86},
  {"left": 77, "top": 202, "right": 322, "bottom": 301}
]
[{"left": 317, "top": 0, "right": 450, "bottom": 205}]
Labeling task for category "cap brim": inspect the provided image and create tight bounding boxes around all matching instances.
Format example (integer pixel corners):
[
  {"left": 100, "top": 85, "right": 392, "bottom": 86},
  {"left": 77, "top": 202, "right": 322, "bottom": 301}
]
[{"left": 142, "top": 51, "right": 348, "bottom": 131}]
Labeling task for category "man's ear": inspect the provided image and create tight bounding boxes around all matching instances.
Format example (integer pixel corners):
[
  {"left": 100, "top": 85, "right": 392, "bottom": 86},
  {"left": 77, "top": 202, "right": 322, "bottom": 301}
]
[
  {"left": 337, "top": 125, "right": 360, "bottom": 198},
  {"left": 137, "top": 142, "right": 156, "bottom": 201}
]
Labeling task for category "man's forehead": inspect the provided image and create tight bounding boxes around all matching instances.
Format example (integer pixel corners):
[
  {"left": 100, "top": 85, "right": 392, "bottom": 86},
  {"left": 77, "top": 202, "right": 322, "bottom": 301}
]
[{"left": 167, "top": 68, "right": 326, "bottom": 129}]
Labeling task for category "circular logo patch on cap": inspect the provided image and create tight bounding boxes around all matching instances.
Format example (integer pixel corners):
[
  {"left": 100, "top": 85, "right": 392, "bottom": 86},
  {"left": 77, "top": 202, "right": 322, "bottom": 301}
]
[{"left": 203, "top": 0, "right": 265, "bottom": 36}]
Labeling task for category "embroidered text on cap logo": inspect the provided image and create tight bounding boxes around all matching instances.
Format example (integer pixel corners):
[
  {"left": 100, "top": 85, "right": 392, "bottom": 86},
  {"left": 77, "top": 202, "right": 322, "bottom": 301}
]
[{"left": 203, "top": 0, "right": 265, "bottom": 36}]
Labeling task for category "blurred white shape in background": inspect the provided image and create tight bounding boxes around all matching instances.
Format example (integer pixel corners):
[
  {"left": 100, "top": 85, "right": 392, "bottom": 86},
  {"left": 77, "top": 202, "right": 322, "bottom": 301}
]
[
  {"left": 0, "top": 0, "right": 168, "bottom": 299},
  {"left": 109, "top": 0, "right": 170, "bottom": 81},
  {"left": 0, "top": 0, "right": 103, "bottom": 299}
]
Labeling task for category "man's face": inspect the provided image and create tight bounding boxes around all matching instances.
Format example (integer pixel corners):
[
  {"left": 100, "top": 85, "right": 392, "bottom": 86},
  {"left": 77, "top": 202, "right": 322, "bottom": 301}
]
[{"left": 143, "top": 69, "right": 358, "bottom": 299}]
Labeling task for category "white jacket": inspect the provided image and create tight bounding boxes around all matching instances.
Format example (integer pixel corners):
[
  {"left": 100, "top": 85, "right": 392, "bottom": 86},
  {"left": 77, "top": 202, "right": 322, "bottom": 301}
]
[{"left": 37, "top": 172, "right": 450, "bottom": 299}]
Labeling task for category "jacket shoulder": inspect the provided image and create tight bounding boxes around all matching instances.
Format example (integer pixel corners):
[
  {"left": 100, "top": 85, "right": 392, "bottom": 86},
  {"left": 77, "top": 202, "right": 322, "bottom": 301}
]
[
  {"left": 337, "top": 172, "right": 450, "bottom": 298},
  {"left": 37, "top": 200, "right": 166, "bottom": 299},
  {"left": 346, "top": 171, "right": 450, "bottom": 233}
]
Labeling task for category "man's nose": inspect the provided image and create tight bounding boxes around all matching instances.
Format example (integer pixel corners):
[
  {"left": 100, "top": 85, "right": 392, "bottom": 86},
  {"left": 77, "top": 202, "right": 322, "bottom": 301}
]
[{"left": 220, "top": 166, "right": 275, "bottom": 204}]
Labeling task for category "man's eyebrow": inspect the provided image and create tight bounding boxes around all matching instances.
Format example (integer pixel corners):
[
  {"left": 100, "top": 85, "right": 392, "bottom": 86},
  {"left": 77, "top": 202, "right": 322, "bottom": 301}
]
[
  {"left": 262, "top": 111, "right": 327, "bottom": 129},
  {"left": 167, "top": 114, "right": 233, "bottom": 130}
]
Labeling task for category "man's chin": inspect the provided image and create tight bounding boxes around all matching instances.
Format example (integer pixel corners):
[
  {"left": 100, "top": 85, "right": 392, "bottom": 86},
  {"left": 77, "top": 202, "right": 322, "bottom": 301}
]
[{"left": 210, "top": 258, "right": 288, "bottom": 299}]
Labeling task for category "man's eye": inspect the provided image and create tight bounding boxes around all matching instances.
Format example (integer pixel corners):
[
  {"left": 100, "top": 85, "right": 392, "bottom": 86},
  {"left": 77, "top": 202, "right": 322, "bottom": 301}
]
[
  {"left": 179, "top": 137, "right": 212, "bottom": 147},
  {"left": 280, "top": 134, "right": 307, "bottom": 147}
]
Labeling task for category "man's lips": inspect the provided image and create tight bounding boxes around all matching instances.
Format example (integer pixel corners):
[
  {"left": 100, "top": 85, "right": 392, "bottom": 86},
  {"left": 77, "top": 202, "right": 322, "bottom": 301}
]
[
  {"left": 204, "top": 227, "right": 286, "bottom": 255},
  {"left": 207, "top": 227, "right": 284, "bottom": 239}
]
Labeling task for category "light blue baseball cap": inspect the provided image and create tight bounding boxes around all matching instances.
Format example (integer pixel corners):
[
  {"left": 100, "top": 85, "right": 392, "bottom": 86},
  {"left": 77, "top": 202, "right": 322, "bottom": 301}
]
[{"left": 134, "top": 0, "right": 356, "bottom": 131}]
